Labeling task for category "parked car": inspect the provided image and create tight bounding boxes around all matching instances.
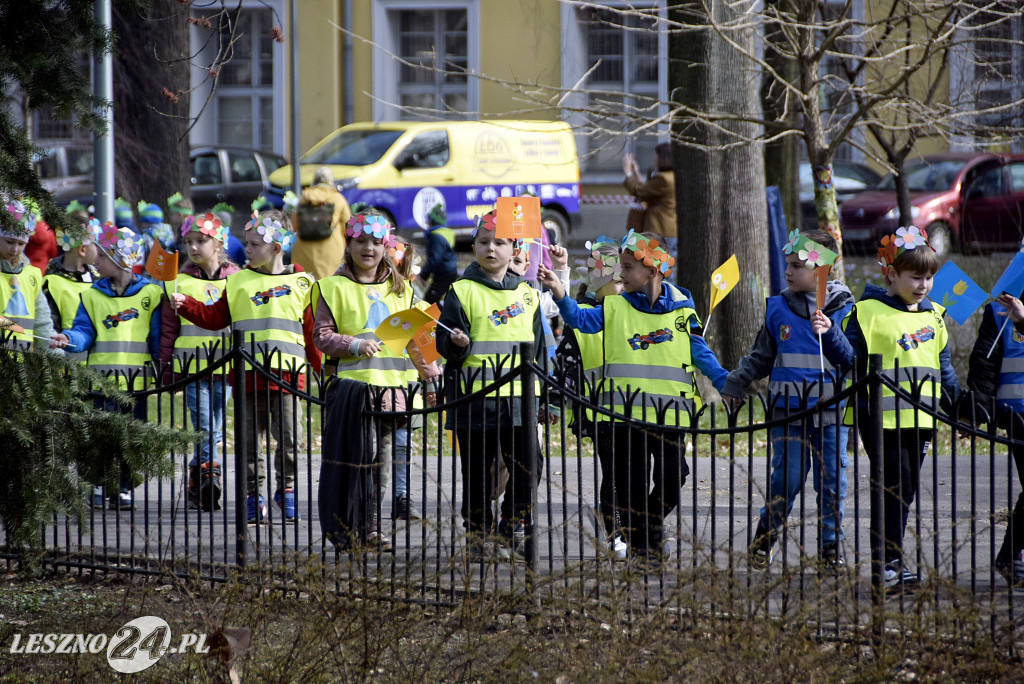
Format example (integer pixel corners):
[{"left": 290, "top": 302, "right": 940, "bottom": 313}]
[
  {"left": 799, "top": 160, "right": 881, "bottom": 230},
  {"left": 34, "top": 143, "right": 95, "bottom": 200},
  {"left": 840, "top": 152, "right": 1024, "bottom": 257}
]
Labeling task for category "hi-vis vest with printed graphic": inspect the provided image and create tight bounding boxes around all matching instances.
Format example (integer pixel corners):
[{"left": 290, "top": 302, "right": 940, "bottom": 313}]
[
  {"left": 81, "top": 282, "right": 162, "bottom": 390},
  {"left": 451, "top": 279, "right": 539, "bottom": 398},
  {"left": 847, "top": 298, "right": 947, "bottom": 429},
  {"left": 0, "top": 265, "right": 43, "bottom": 351},
  {"left": 226, "top": 269, "right": 314, "bottom": 371},
  {"left": 598, "top": 294, "right": 701, "bottom": 426},
  {"left": 766, "top": 296, "right": 841, "bottom": 411},
  {"left": 174, "top": 272, "right": 231, "bottom": 374},
  {"left": 992, "top": 301, "right": 1024, "bottom": 411},
  {"left": 314, "top": 275, "right": 412, "bottom": 387},
  {"left": 43, "top": 272, "right": 94, "bottom": 362},
  {"left": 574, "top": 302, "right": 605, "bottom": 423}
]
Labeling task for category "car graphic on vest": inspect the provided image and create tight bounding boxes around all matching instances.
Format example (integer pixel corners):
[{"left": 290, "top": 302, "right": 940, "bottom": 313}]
[
  {"left": 489, "top": 302, "right": 525, "bottom": 325},
  {"left": 250, "top": 285, "right": 291, "bottom": 306},
  {"left": 897, "top": 325, "right": 936, "bottom": 351},
  {"left": 628, "top": 328, "right": 674, "bottom": 350},
  {"left": 103, "top": 307, "right": 139, "bottom": 329}
]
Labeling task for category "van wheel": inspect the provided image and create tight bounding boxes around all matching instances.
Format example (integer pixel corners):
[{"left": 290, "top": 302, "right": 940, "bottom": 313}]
[
  {"left": 542, "top": 209, "right": 569, "bottom": 246},
  {"left": 925, "top": 221, "right": 953, "bottom": 257}
]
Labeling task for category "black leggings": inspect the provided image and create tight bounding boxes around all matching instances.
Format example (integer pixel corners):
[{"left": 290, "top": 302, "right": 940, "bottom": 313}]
[{"left": 455, "top": 425, "right": 539, "bottom": 534}]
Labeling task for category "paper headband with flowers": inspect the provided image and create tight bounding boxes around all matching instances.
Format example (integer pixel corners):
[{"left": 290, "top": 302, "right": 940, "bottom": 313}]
[
  {"left": 97, "top": 222, "right": 143, "bottom": 269},
  {"left": 346, "top": 213, "right": 394, "bottom": 245},
  {"left": 877, "top": 225, "right": 931, "bottom": 274},
  {"left": 387, "top": 241, "right": 407, "bottom": 266},
  {"left": 783, "top": 229, "right": 839, "bottom": 269},
  {"left": 55, "top": 217, "right": 102, "bottom": 251},
  {"left": 0, "top": 198, "right": 39, "bottom": 241},
  {"left": 182, "top": 212, "right": 227, "bottom": 241},
  {"left": 246, "top": 212, "right": 295, "bottom": 248},
  {"left": 620, "top": 229, "right": 675, "bottom": 278},
  {"left": 472, "top": 211, "right": 498, "bottom": 237}
]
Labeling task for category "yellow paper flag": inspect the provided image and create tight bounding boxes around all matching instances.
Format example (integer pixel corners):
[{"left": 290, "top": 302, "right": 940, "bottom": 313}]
[
  {"left": 374, "top": 307, "right": 435, "bottom": 353},
  {"left": 708, "top": 254, "right": 739, "bottom": 316}
]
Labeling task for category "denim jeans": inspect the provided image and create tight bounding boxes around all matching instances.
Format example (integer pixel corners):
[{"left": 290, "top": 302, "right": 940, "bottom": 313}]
[
  {"left": 185, "top": 379, "right": 231, "bottom": 467},
  {"left": 760, "top": 422, "right": 849, "bottom": 544}
]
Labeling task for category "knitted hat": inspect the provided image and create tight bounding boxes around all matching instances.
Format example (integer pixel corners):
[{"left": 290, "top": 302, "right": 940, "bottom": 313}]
[
  {"left": 96, "top": 222, "right": 143, "bottom": 270},
  {"left": 245, "top": 211, "right": 295, "bottom": 248},
  {"left": 137, "top": 201, "right": 164, "bottom": 225},
  {"left": 621, "top": 229, "right": 675, "bottom": 278},
  {"left": 877, "top": 225, "right": 931, "bottom": 274},
  {"left": 427, "top": 203, "right": 446, "bottom": 228},
  {"left": 167, "top": 192, "right": 193, "bottom": 217},
  {"left": 55, "top": 217, "right": 102, "bottom": 251},
  {"left": 181, "top": 212, "right": 227, "bottom": 242},
  {"left": 346, "top": 212, "right": 394, "bottom": 246},
  {"left": 0, "top": 197, "right": 39, "bottom": 242},
  {"left": 575, "top": 236, "right": 622, "bottom": 292},
  {"left": 114, "top": 198, "right": 134, "bottom": 227}
]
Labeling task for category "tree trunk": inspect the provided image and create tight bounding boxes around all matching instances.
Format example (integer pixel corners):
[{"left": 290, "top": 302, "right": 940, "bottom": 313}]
[
  {"left": 112, "top": 1, "right": 191, "bottom": 213},
  {"left": 762, "top": 0, "right": 800, "bottom": 232},
  {"left": 670, "top": 1, "right": 769, "bottom": 368}
]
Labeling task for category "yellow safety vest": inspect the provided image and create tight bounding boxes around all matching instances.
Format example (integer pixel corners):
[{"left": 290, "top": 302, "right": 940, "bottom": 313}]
[
  {"left": 43, "top": 272, "right": 94, "bottom": 362},
  {"left": 451, "top": 278, "right": 539, "bottom": 399},
  {"left": 0, "top": 265, "right": 43, "bottom": 351},
  {"left": 226, "top": 268, "right": 314, "bottom": 372},
  {"left": 173, "top": 272, "right": 231, "bottom": 374},
  {"left": 570, "top": 302, "right": 605, "bottom": 424},
  {"left": 81, "top": 282, "right": 162, "bottom": 390},
  {"left": 597, "top": 294, "right": 701, "bottom": 426},
  {"left": 313, "top": 275, "right": 412, "bottom": 387},
  {"left": 847, "top": 298, "right": 947, "bottom": 429}
]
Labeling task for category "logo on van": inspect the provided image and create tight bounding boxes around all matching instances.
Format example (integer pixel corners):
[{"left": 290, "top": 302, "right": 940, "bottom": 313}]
[{"left": 473, "top": 133, "right": 513, "bottom": 179}]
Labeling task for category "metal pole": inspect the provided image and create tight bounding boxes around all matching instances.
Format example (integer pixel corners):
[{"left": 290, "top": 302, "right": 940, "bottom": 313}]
[
  {"left": 289, "top": 0, "right": 301, "bottom": 197},
  {"left": 232, "top": 330, "right": 248, "bottom": 568},
  {"left": 343, "top": 0, "right": 354, "bottom": 125},
  {"left": 868, "top": 355, "right": 885, "bottom": 625},
  {"left": 92, "top": 0, "right": 115, "bottom": 224},
  {"left": 519, "top": 343, "right": 538, "bottom": 583}
]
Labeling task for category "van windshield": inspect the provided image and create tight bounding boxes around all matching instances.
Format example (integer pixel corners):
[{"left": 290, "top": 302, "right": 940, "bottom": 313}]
[
  {"left": 875, "top": 159, "right": 964, "bottom": 192},
  {"left": 302, "top": 129, "right": 404, "bottom": 166}
]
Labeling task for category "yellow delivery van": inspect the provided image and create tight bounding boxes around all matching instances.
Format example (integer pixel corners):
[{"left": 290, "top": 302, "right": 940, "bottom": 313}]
[{"left": 267, "top": 120, "right": 581, "bottom": 243}]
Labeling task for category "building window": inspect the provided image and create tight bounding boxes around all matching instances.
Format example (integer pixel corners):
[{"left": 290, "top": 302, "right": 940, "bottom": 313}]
[
  {"left": 968, "top": 4, "right": 1023, "bottom": 133},
  {"left": 396, "top": 9, "right": 469, "bottom": 119},
  {"left": 213, "top": 8, "right": 277, "bottom": 151}
]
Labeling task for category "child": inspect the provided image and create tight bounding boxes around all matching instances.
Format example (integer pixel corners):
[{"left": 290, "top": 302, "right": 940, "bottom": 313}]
[
  {"left": 210, "top": 202, "right": 249, "bottom": 267},
  {"left": 44, "top": 217, "right": 101, "bottom": 363},
  {"left": 312, "top": 214, "right": 440, "bottom": 547},
  {"left": 170, "top": 210, "right": 321, "bottom": 524},
  {"left": 436, "top": 212, "right": 546, "bottom": 560},
  {"left": 967, "top": 290, "right": 1024, "bottom": 588},
  {"left": 539, "top": 231, "right": 728, "bottom": 561},
  {"left": 1, "top": 197, "right": 56, "bottom": 352},
  {"left": 814, "top": 226, "right": 960, "bottom": 588},
  {"left": 557, "top": 238, "right": 625, "bottom": 556},
  {"left": 419, "top": 203, "right": 458, "bottom": 305},
  {"left": 722, "top": 229, "right": 853, "bottom": 570},
  {"left": 50, "top": 223, "right": 163, "bottom": 509},
  {"left": 137, "top": 201, "right": 177, "bottom": 254},
  {"left": 159, "top": 213, "right": 241, "bottom": 512}
]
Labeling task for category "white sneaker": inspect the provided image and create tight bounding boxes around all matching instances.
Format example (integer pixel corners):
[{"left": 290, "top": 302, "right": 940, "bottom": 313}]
[
  {"left": 90, "top": 486, "right": 105, "bottom": 510},
  {"left": 609, "top": 534, "right": 628, "bottom": 560},
  {"left": 109, "top": 491, "right": 134, "bottom": 511},
  {"left": 884, "top": 560, "right": 920, "bottom": 589}
]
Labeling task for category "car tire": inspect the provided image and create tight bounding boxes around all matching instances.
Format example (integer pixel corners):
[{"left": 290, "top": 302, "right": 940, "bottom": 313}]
[
  {"left": 925, "top": 221, "right": 953, "bottom": 257},
  {"left": 542, "top": 209, "right": 569, "bottom": 246}
]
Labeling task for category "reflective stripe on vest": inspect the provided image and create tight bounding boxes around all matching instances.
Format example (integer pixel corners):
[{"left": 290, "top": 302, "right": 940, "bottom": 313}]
[
  {"left": 993, "top": 302, "right": 1024, "bottom": 409},
  {"left": 848, "top": 298, "right": 947, "bottom": 428},
  {"left": 0, "top": 265, "right": 43, "bottom": 350},
  {"left": 314, "top": 275, "right": 413, "bottom": 387},
  {"left": 765, "top": 296, "right": 843, "bottom": 410},
  {"left": 173, "top": 272, "right": 231, "bottom": 373},
  {"left": 82, "top": 282, "right": 162, "bottom": 391},
  {"left": 227, "top": 269, "right": 314, "bottom": 371},
  {"left": 451, "top": 278, "right": 539, "bottom": 399},
  {"left": 598, "top": 292, "right": 701, "bottom": 426}
]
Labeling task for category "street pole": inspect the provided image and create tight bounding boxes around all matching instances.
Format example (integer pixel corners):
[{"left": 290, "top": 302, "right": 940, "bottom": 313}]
[
  {"left": 93, "top": 0, "right": 115, "bottom": 224},
  {"left": 290, "top": 0, "right": 301, "bottom": 197}
]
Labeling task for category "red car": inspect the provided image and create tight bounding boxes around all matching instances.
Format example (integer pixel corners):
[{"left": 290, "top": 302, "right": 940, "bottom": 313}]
[{"left": 840, "top": 152, "right": 1024, "bottom": 257}]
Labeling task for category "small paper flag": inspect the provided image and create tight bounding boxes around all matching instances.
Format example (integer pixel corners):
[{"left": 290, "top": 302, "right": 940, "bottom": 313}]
[
  {"left": 708, "top": 255, "right": 739, "bottom": 315},
  {"left": 814, "top": 264, "right": 830, "bottom": 311},
  {"left": 991, "top": 252, "right": 1024, "bottom": 300},
  {"left": 407, "top": 302, "right": 442, "bottom": 364},
  {"left": 495, "top": 196, "right": 542, "bottom": 240},
  {"left": 374, "top": 308, "right": 435, "bottom": 353},
  {"left": 145, "top": 241, "right": 179, "bottom": 282},
  {"left": 933, "top": 260, "right": 989, "bottom": 325}
]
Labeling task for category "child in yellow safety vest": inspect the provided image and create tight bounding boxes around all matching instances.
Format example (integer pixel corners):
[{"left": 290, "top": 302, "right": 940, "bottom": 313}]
[
  {"left": 170, "top": 210, "right": 321, "bottom": 525},
  {"left": 312, "top": 212, "right": 440, "bottom": 549},
  {"left": 539, "top": 230, "right": 728, "bottom": 564},
  {"left": 43, "top": 217, "right": 101, "bottom": 363},
  {"left": 1, "top": 197, "right": 56, "bottom": 352},
  {"left": 814, "top": 225, "right": 961, "bottom": 590},
  {"left": 158, "top": 213, "right": 241, "bottom": 512},
  {"left": 50, "top": 223, "right": 162, "bottom": 510}
]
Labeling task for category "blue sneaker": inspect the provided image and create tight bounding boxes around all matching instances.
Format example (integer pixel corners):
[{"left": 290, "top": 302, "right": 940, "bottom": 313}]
[
  {"left": 273, "top": 489, "right": 299, "bottom": 521},
  {"left": 247, "top": 494, "right": 267, "bottom": 525}
]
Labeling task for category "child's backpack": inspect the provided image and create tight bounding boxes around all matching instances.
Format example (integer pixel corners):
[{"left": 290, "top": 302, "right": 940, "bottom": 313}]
[{"left": 294, "top": 201, "right": 335, "bottom": 241}]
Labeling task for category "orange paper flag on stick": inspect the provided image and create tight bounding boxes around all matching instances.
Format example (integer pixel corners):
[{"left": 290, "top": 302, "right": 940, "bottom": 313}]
[
  {"left": 495, "top": 196, "right": 542, "bottom": 240},
  {"left": 815, "top": 264, "right": 830, "bottom": 310},
  {"left": 145, "top": 241, "right": 179, "bottom": 283},
  {"left": 408, "top": 302, "right": 443, "bottom": 364}
]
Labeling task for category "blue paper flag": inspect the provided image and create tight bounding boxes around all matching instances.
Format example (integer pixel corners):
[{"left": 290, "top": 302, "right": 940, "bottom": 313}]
[
  {"left": 991, "top": 252, "right": 1024, "bottom": 301},
  {"left": 932, "top": 261, "right": 988, "bottom": 325}
]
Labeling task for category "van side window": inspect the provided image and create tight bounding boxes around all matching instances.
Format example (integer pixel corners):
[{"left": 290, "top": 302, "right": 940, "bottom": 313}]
[{"left": 395, "top": 131, "right": 450, "bottom": 170}]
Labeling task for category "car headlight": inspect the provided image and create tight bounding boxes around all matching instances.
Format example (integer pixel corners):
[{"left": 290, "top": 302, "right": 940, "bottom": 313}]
[
  {"left": 883, "top": 206, "right": 920, "bottom": 220},
  {"left": 336, "top": 177, "right": 359, "bottom": 191}
]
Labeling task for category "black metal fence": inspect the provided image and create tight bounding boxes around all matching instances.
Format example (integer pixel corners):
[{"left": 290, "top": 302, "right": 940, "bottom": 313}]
[{"left": 6, "top": 332, "right": 1024, "bottom": 647}]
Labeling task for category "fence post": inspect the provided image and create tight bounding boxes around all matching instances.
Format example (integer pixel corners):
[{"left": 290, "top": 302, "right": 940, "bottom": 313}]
[
  {"left": 232, "top": 330, "right": 248, "bottom": 568},
  {"left": 868, "top": 354, "right": 885, "bottom": 620},
  {"left": 518, "top": 343, "right": 538, "bottom": 583}
]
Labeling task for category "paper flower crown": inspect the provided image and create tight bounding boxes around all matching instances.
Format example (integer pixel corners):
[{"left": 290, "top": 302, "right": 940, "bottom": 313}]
[
  {"left": 181, "top": 212, "right": 227, "bottom": 241},
  {"left": 55, "top": 217, "right": 102, "bottom": 251},
  {"left": 246, "top": 212, "right": 295, "bottom": 248},
  {"left": 575, "top": 236, "right": 622, "bottom": 291},
  {"left": 471, "top": 210, "right": 524, "bottom": 249},
  {"left": 877, "top": 225, "right": 931, "bottom": 274},
  {"left": 0, "top": 198, "right": 39, "bottom": 241},
  {"left": 346, "top": 212, "right": 395, "bottom": 246},
  {"left": 620, "top": 230, "right": 675, "bottom": 278},
  {"left": 97, "top": 222, "right": 143, "bottom": 270},
  {"left": 783, "top": 229, "right": 839, "bottom": 269}
]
